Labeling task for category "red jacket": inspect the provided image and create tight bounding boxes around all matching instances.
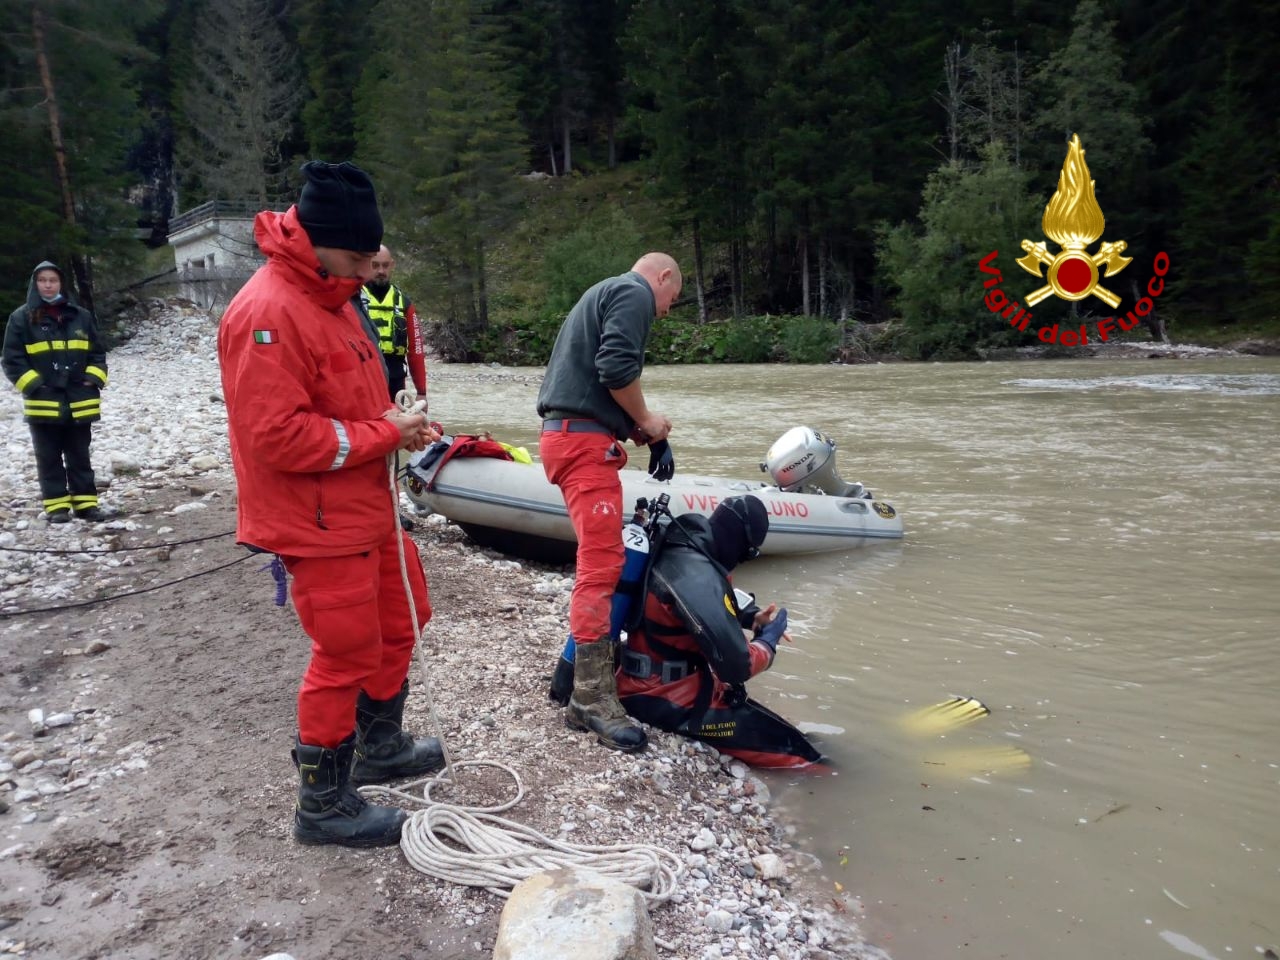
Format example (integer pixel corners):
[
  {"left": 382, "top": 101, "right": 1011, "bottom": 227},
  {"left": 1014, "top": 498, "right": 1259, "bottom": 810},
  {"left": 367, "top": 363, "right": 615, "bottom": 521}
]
[{"left": 218, "top": 207, "right": 403, "bottom": 557}]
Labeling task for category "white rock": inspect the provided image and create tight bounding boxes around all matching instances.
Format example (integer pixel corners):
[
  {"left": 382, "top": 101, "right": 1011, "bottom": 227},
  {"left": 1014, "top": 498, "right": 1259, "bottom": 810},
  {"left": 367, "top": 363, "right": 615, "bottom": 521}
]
[
  {"left": 690, "top": 827, "right": 717, "bottom": 851},
  {"left": 752, "top": 853, "right": 787, "bottom": 880},
  {"left": 493, "top": 866, "right": 656, "bottom": 960},
  {"left": 45, "top": 712, "right": 76, "bottom": 729},
  {"left": 189, "top": 455, "right": 221, "bottom": 472},
  {"left": 703, "top": 909, "right": 734, "bottom": 933}
]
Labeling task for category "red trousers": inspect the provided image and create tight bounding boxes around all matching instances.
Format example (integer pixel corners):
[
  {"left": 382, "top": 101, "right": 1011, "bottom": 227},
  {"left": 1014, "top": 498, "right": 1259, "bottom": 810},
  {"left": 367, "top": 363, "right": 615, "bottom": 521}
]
[
  {"left": 540, "top": 428, "right": 627, "bottom": 645},
  {"left": 282, "top": 527, "right": 431, "bottom": 747}
]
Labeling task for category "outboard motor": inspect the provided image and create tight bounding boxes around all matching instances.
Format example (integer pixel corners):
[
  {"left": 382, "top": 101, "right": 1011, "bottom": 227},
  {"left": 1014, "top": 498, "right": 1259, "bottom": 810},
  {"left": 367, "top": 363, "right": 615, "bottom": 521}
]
[{"left": 761, "top": 427, "right": 870, "bottom": 499}]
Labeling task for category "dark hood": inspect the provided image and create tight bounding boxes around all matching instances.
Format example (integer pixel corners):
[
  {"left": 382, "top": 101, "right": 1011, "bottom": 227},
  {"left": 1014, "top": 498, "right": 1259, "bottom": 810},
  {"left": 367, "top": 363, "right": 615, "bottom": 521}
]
[
  {"left": 707, "top": 495, "right": 769, "bottom": 570},
  {"left": 27, "top": 260, "right": 75, "bottom": 312}
]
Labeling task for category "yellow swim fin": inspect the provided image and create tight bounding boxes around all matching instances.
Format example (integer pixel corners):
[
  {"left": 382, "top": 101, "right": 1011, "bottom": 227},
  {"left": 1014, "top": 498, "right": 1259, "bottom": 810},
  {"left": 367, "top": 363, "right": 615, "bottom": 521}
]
[
  {"left": 900, "top": 696, "right": 991, "bottom": 737},
  {"left": 920, "top": 743, "right": 1033, "bottom": 777}
]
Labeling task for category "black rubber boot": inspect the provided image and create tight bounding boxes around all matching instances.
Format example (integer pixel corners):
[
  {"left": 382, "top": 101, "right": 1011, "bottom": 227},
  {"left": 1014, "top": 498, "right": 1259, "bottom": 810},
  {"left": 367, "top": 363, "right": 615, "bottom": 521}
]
[
  {"left": 292, "top": 733, "right": 405, "bottom": 847},
  {"left": 566, "top": 639, "right": 647, "bottom": 753},
  {"left": 351, "top": 680, "right": 444, "bottom": 784},
  {"left": 548, "top": 653, "right": 574, "bottom": 706},
  {"left": 47, "top": 509, "right": 71, "bottom": 524}
]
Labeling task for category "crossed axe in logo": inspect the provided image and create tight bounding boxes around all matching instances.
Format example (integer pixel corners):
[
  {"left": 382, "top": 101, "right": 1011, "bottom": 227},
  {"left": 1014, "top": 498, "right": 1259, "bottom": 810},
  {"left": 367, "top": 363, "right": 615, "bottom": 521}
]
[{"left": 1016, "top": 239, "right": 1131, "bottom": 308}]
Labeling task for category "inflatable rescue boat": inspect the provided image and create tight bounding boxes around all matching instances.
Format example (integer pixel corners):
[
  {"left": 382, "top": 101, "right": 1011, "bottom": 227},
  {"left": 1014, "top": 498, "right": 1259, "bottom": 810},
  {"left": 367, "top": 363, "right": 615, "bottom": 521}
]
[{"left": 403, "top": 426, "right": 904, "bottom": 563}]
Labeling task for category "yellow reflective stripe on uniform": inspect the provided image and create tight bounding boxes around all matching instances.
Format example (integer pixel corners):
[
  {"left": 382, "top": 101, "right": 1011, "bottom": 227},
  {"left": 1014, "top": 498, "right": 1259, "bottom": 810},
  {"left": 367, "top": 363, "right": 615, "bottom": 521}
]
[
  {"left": 69, "top": 398, "right": 99, "bottom": 409},
  {"left": 15, "top": 370, "right": 39, "bottom": 392},
  {"left": 26, "top": 341, "right": 50, "bottom": 354},
  {"left": 85, "top": 365, "right": 108, "bottom": 384},
  {"left": 65, "top": 338, "right": 90, "bottom": 350},
  {"left": 44, "top": 495, "right": 72, "bottom": 511},
  {"left": 25, "top": 396, "right": 64, "bottom": 417},
  {"left": 329, "top": 419, "right": 351, "bottom": 470},
  {"left": 70, "top": 494, "right": 99, "bottom": 507}
]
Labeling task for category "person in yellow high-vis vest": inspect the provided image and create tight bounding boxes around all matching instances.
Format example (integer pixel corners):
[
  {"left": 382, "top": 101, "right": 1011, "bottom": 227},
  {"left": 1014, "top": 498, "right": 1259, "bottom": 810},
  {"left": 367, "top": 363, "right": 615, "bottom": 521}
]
[
  {"left": 359, "top": 246, "right": 426, "bottom": 405},
  {"left": 2, "top": 261, "right": 108, "bottom": 523}
]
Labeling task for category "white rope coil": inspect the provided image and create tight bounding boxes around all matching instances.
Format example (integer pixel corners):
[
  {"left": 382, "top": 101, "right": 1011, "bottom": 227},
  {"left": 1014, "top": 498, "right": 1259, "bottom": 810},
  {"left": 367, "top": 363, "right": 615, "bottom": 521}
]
[{"left": 365, "top": 764, "right": 683, "bottom": 903}]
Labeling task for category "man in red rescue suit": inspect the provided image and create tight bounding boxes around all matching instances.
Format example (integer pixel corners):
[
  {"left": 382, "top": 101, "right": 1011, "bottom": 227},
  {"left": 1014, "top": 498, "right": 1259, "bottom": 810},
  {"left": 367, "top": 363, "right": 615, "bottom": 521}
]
[
  {"left": 535, "top": 253, "right": 681, "bottom": 753},
  {"left": 617, "top": 496, "right": 823, "bottom": 768},
  {"left": 360, "top": 244, "right": 426, "bottom": 403},
  {"left": 217, "top": 161, "right": 443, "bottom": 848},
  {"left": 3, "top": 261, "right": 108, "bottom": 523}
]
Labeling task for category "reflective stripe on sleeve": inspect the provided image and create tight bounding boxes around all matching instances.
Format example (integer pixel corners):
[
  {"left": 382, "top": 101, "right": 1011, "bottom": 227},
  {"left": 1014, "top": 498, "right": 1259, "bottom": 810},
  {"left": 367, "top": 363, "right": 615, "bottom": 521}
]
[
  {"left": 84, "top": 365, "right": 108, "bottom": 385},
  {"left": 329, "top": 419, "right": 351, "bottom": 470},
  {"left": 15, "top": 370, "right": 39, "bottom": 392}
]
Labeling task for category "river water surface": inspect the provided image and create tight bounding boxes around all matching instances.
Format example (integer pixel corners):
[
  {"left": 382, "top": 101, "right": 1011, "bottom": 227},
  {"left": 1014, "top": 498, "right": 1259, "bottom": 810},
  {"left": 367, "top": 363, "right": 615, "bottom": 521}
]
[{"left": 429, "top": 356, "right": 1280, "bottom": 960}]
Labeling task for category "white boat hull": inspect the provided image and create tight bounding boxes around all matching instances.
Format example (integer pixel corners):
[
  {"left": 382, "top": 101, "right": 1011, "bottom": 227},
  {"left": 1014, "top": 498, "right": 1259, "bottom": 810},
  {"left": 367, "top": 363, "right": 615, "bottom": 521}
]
[{"left": 405, "top": 456, "right": 903, "bottom": 560}]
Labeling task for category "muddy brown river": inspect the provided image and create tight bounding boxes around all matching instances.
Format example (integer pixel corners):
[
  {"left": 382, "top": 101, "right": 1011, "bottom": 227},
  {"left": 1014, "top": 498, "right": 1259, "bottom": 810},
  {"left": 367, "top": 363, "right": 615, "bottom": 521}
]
[{"left": 429, "top": 356, "right": 1280, "bottom": 960}]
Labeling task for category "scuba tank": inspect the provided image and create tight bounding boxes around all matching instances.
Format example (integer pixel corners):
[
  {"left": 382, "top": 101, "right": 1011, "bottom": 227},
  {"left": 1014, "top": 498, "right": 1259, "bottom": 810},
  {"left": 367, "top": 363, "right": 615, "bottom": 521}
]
[{"left": 548, "top": 497, "right": 663, "bottom": 706}]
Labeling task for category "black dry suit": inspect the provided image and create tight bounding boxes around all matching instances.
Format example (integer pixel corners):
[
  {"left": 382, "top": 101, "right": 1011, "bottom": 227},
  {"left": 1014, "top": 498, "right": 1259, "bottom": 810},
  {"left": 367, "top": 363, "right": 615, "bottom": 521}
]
[
  {"left": 2, "top": 262, "right": 107, "bottom": 516},
  {"left": 616, "top": 511, "right": 824, "bottom": 769}
]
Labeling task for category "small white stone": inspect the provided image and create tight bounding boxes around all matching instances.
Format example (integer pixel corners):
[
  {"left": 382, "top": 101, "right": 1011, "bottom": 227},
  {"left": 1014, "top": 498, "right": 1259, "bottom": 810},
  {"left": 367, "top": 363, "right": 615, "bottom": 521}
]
[
  {"left": 690, "top": 827, "right": 717, "bottom": 851},
  {"left": 703, "top": 909, "right": 734, "bottom": 933}
]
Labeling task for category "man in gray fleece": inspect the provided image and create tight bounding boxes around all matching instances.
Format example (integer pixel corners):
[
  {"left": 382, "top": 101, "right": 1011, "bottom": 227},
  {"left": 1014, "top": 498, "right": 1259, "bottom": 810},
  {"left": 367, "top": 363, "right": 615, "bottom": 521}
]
[{"left": 536, "top": 252, "right": 681, "bottom": 752}]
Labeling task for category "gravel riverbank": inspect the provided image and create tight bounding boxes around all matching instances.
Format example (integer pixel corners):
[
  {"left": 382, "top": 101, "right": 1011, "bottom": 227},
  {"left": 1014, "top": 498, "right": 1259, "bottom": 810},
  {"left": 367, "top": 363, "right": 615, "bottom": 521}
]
[{"left": 0, "top": 300, "right": 880, "bottom": 960}]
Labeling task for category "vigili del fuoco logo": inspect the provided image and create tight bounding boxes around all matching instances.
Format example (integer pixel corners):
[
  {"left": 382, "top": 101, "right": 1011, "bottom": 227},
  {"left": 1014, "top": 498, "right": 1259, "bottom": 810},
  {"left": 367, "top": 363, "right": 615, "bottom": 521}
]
[{"left": 978, "top": 134, "right": 1170, "bottom": 346}]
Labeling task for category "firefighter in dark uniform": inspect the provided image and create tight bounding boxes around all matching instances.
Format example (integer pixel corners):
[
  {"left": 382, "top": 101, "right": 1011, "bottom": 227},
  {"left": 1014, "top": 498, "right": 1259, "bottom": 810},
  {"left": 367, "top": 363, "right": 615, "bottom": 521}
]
[{"left": 3, "top": 261, "right": 108, "bottom": 523}]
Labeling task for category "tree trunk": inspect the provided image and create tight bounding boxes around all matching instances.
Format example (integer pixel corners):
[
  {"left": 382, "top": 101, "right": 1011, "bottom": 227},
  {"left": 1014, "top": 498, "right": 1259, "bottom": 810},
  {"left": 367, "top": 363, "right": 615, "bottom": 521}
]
[
  {"left": 548, "top": 140, "right": 558, "bottom": 177},
  {"left": 33, "top": 4, "right": 94, "bottom": 312},
  {"left": 942, "top": 41, "right": 963, "bottom": 164},
  {"left": 800, "top": 231, "right": 810, "bottom": 317},
  {"left": 692, "top": 219, "right": 708, "bottom": 324},
  {"left": 1131, "top": 278, "right": 1168, "bottom": 342},
  {"left": 729, "top": 239, "right": 741, "bottom": 320},
  {"left": 818, "top": 234, "right": 828, "bottom": 319},
  {"left": 607, "top": 113, "right": 617, "bottom": 170},
  {"left": 561, "top": 112, "right": 572, "bottom": 175},
  {"left": 475, "top": 239, "right": 489, "bottom": 332}
]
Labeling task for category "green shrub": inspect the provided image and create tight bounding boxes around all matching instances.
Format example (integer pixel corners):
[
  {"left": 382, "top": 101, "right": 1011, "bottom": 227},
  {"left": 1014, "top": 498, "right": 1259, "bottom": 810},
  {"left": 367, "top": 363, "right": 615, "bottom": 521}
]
[
  {"left": 718, "top": 315, "right": 775, "bottom": 362},
  {"left": 779, "top": 316, "right": 839, "bottom": 363},
  {"left": 542, "top": 209, "right": 644, "bottom": 314}
]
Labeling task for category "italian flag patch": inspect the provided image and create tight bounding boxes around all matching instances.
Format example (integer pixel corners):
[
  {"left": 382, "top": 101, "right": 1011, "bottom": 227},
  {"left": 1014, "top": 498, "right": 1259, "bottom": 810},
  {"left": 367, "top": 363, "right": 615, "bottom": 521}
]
[{"left": 253, "top": 329, "right": 278, "bottom": 344}]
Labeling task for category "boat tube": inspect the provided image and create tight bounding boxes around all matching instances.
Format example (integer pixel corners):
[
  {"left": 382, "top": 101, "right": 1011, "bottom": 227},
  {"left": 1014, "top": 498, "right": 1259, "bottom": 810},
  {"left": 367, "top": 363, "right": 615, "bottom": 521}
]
[{"left": 403, "top": 426, "right": 903, "bottom": 563}]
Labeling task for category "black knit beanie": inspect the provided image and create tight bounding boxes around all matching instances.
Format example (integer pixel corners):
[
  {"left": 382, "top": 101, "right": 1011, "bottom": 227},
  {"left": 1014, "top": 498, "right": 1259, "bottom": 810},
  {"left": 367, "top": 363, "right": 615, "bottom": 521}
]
[
  {"left": 708, "top": 495, "right": 769, "bottom": 570},
  {"left": 296, "top": 160, "right": 383, "bottom": 252}
]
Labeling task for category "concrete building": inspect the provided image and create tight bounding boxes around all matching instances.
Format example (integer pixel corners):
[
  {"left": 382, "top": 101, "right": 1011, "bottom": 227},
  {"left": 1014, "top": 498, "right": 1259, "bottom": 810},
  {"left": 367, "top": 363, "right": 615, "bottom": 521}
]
[{"left": 167, "top": 201, "right": 280, "bottom": 309}]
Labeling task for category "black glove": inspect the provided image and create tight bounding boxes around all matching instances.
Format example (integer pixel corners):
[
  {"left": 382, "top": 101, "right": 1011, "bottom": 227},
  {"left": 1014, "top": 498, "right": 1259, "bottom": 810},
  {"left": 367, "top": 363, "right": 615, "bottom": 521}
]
[
  {"left": 647, "top": 438, "right": 675, "bottom": 482},
  {"left": 755, "top": 608, "right": 788, "bottom": 653}
]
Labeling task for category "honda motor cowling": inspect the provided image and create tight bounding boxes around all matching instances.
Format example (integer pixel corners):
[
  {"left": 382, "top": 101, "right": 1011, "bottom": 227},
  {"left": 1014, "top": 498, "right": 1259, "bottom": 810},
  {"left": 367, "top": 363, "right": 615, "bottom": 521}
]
[{"left": 761, "top": 427, "right": 870, "bottom": 499}]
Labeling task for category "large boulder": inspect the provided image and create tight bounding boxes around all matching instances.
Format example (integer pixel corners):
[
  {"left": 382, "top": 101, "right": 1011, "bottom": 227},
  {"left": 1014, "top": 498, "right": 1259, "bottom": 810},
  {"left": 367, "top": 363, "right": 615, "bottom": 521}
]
[{"left": 492, "top": 867, "right": 657, "bottom": 960}]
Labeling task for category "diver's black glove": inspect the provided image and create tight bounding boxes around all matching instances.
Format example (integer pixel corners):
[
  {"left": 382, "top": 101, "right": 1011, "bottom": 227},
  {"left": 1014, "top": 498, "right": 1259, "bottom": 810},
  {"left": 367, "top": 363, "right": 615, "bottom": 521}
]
[
  {"left": 647, "top": 438, "right": 675, "bottom": 482},
  {"left": 756, "top": 608, "right": 788, "bottom": 654}
]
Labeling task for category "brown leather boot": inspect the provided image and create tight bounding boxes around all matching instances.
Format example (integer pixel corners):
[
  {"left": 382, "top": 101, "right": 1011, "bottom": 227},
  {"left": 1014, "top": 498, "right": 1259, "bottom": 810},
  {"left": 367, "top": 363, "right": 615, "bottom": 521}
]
[{"left": 565, "top": 638, "right": 647, "bottom": 753}]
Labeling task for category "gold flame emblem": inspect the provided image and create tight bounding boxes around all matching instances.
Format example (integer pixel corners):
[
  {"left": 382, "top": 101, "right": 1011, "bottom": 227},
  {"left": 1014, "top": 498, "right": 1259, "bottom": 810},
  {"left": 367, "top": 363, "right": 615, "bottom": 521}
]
[{"left": 1017, "top": 134, "right": 1130, "bottom": 307}]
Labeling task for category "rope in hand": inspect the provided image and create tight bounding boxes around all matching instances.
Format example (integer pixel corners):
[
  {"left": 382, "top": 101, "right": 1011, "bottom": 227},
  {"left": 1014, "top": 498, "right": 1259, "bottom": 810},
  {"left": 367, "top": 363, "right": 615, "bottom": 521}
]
[{"left": 369, "top": 387, "right": 682, "bottom": 903}]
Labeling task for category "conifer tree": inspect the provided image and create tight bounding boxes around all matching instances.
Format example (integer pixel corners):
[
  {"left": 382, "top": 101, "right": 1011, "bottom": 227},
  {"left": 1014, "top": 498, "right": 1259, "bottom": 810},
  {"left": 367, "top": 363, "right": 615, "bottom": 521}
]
[
  {"left": 0, "top": 0, "right": 158, "bottom": 312},
  {"left": 176, "top": 0, "right": 303, "bottom": 208},
  {"left": 878, "top": 147, "right": 1039, "bottom": 359},
  {"left": 357, "top": 0, "right": 528, "bottom": 358},
  {"left": 1029, "top": 0, "right": 1149, "bottom": 238},
  {"left": 294, "top": 0, "right": 376, "bottom": 160}
]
